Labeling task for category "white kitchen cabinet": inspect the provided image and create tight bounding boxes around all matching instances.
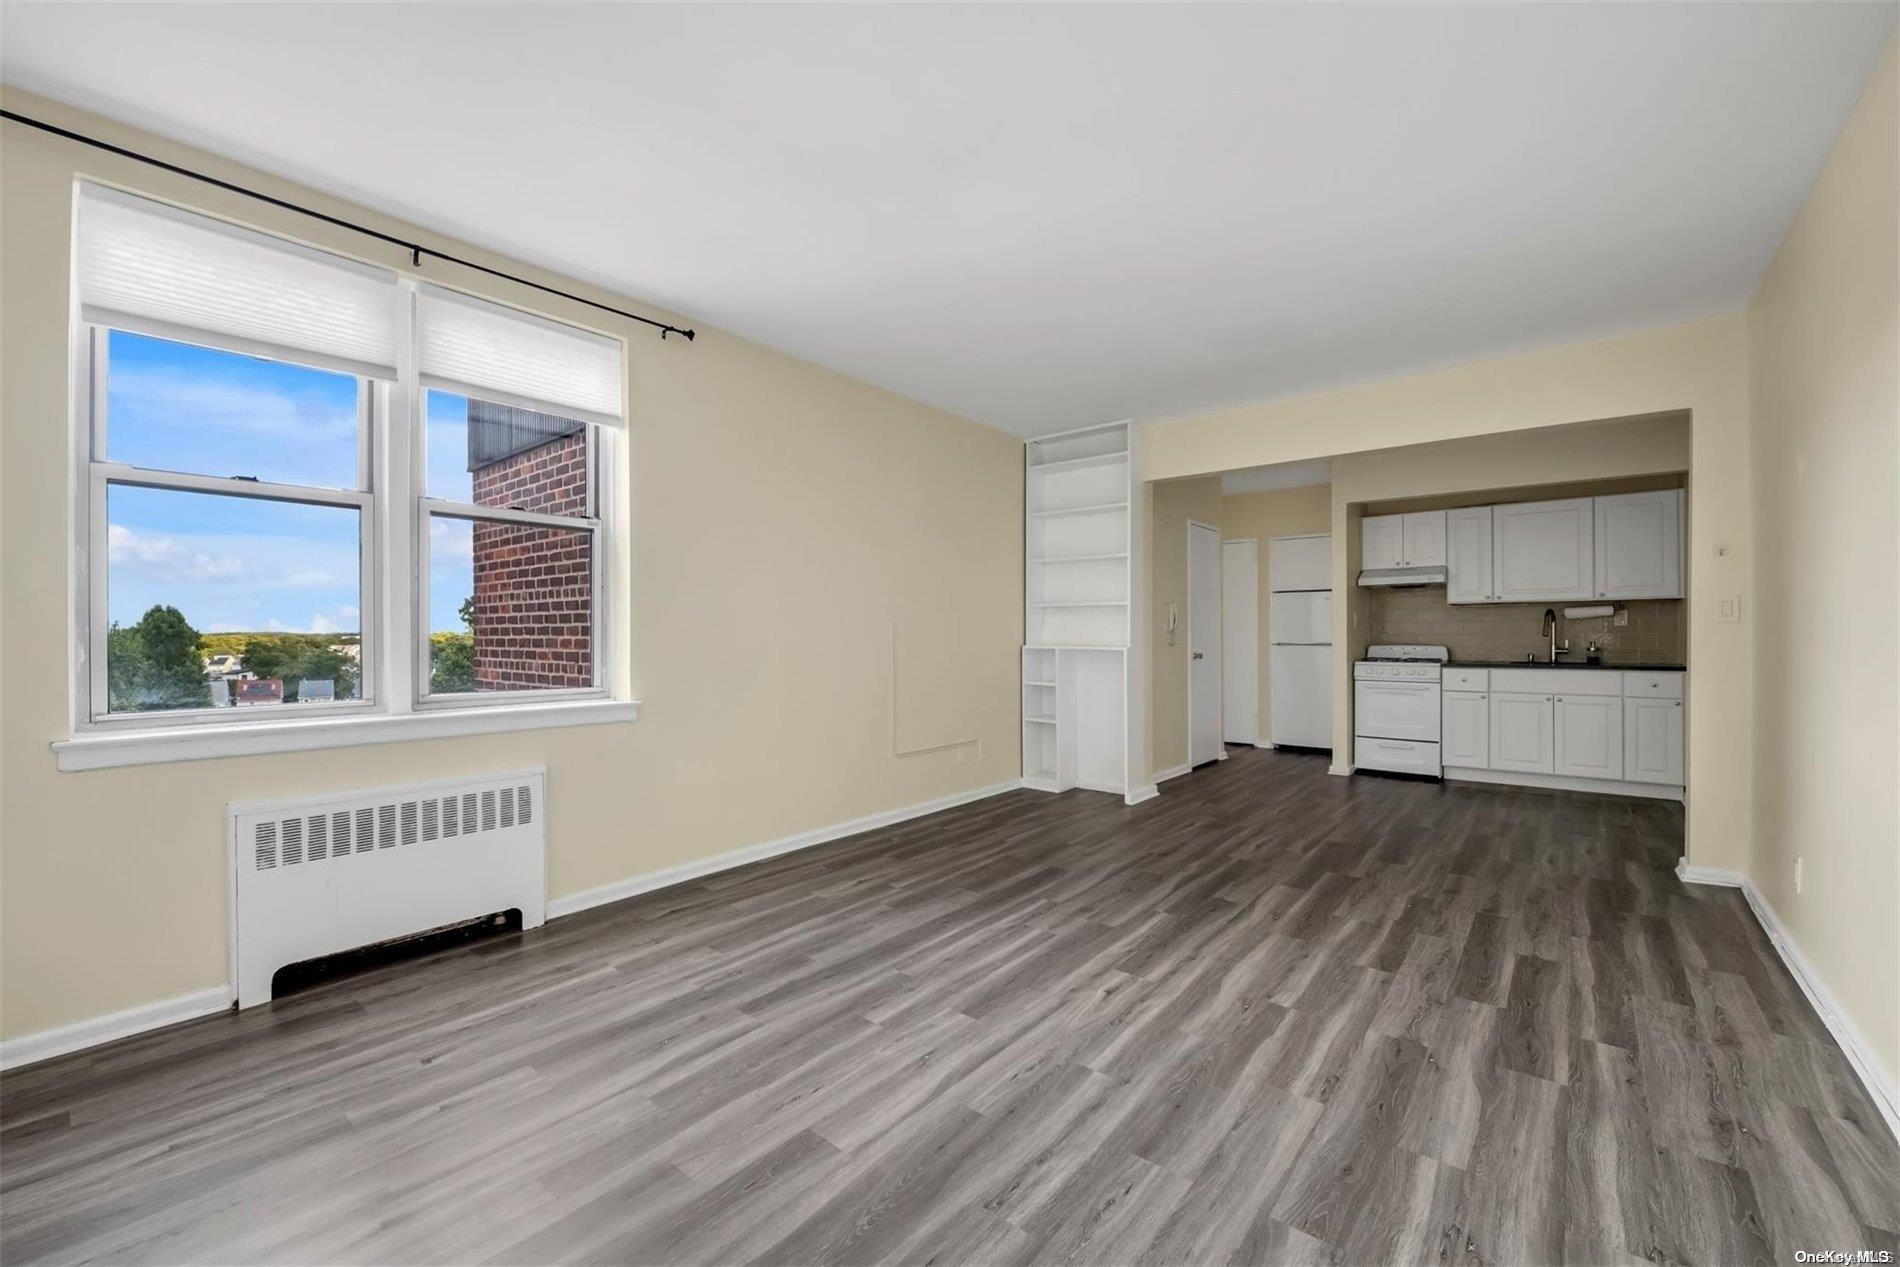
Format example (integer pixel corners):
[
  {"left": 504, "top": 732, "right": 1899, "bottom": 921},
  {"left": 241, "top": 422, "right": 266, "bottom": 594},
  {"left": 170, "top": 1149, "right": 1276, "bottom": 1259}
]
[
  {"left": 1361, "top": 515, "right": 1404, "bottom": 569},
  {"left": 1489, "top": 691, "right": 1555, "bottom": 774},
  {"left": 1595, "top": 489, "right": 1683, "bottom": 600},
  {"left": 1401, "top": 512, "right": 1447, "bottom": 569},
  {"left": 1446, "top": 506, "right": 1494, "bottom": 603},
  {"left": 1442, "top": 691, "right": 1489, "bottom": 767},
  {"left": 1554, "top": 694, "right": 1623, "bottom": 779},
  {"left": 1624, "top": 695, "right": 1685, "bottom": 785},
  {"left": 1492, "top": 498, "right": 1595, "bottom": 602}
]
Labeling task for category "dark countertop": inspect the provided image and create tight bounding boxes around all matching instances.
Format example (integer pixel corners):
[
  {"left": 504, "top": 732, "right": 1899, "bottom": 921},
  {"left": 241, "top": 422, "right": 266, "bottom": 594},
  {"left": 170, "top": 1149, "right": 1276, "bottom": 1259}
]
[{"left": 1446, "top": 660, "right": 1687, "bottom": 672}]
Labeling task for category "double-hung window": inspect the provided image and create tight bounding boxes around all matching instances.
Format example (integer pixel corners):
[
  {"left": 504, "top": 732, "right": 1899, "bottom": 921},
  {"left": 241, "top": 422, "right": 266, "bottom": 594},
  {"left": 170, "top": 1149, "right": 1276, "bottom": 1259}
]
[{"left": 66, "top": 184, "right": 627, "bottom": 761}]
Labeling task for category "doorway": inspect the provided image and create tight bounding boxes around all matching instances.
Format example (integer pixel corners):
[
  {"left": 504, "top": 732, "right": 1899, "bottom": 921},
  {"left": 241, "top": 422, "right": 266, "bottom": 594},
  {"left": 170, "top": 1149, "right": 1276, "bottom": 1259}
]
[
  {"left": 1221, "top": 538, "right": 1258, "bottom": 745},
  {"left": 1188, "top": 520, "right": 1223, "bottom": 767}
]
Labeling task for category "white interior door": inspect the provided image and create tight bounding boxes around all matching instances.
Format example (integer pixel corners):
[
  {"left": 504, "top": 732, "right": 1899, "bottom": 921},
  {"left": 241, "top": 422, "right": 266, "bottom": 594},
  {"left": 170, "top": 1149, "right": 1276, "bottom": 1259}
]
[
  {"left": 1188, "top": 522, "right": 1223, "bottom": 767},
  {"left": 1222, "top": 539, "right": 1258, "bottom": 745}
]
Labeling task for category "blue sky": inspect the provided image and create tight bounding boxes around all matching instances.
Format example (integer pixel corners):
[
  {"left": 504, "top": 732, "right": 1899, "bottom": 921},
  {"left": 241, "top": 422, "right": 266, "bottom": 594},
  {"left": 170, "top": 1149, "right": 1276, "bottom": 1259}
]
[{"left": 106, "top": 332, "right": 473, "bottom": 634}]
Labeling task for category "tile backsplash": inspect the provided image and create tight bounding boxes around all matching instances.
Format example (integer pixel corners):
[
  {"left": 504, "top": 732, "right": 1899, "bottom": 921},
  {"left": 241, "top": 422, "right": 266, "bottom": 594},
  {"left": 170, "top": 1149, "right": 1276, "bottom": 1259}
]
[{"left": 1367, "top": 587, "right": 1685, "bottom": 665}]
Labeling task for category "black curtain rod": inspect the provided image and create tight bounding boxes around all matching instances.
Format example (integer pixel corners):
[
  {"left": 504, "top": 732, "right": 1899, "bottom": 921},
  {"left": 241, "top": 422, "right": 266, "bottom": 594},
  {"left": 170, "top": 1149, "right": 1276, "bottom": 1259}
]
[{"left": 1, "top": 108, "right": 696, "bottom": 342}]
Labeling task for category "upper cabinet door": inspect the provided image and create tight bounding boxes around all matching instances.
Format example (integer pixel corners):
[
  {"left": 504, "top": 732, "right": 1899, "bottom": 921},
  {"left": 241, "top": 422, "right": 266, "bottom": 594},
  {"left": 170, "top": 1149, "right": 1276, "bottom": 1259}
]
[
  {"left": 1492, "top": 498, "right": 1595, "bottom": 602},
  {"left": 1361, "top": 515, "right": 1404, "bottom": 570},
  {"left": 1446, "top": 506, "right": 1494, "bottom": 604},
  {"left": 1401, "top": 512, "right": 1447, "bottom": 568},
  {"left": 1595, "top": 489, "right": 1683, "bottom": 600}
]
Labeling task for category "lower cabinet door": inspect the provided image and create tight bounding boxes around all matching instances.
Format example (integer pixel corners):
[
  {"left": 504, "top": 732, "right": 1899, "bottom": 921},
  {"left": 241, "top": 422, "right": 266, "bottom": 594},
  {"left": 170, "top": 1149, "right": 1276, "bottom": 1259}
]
[
  {"left": 1489, "top": 692, "right": 1554, "bottom": 774},
  {"left": 1442, "top": 691, "right": 1488, "bottom": 767},
  {"left": 1554, "top": 695, "right": 1624, "bottom": 779},
  {"left": 1623, "top": 696, "right": 1685, "bottom": 784}
]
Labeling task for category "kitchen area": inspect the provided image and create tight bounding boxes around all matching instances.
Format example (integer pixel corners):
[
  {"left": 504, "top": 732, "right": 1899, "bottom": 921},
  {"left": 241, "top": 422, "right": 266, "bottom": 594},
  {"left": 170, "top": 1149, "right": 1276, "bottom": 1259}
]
[{"left": 1351, "top": 482, "right": 1688, "bottom": 799}]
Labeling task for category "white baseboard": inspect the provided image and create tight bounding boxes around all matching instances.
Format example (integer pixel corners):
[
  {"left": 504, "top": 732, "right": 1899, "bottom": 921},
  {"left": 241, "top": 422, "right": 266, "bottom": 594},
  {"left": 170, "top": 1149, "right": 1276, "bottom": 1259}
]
[
  {"left": 0, "top": 986, "right": 232, "bottom": 1072},
  {"left": 1328, "top": 763, "right": 1354, "bottom": 776},
  {"left": 1124, "top": 784, "right": 1159, "bottom": 805},
  {"left": 1215, "top": 750, "right": 1229, "bottom": 761},
  {"left": 1153, "top": 763, "right": 1193, "bottom": 783},
  {"left": 1446, "top": 766, "right": 1685, "bottom": 802},
  {"left": 1675, "top": 859, "right": 1900, "bottom": 1143},
  {"left": 1254, "top": 741, "right": 1276, "bottom": 749},
  {"left": 547, "top": 777, "right": 1026, "bottom": 919}
]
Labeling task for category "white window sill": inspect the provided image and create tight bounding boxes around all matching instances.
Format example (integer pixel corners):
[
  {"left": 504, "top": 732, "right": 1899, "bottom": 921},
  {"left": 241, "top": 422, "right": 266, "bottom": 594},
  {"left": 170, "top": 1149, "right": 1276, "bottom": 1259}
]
[{"left": 52, "top": 698, "right": 641, "bottom": 772}]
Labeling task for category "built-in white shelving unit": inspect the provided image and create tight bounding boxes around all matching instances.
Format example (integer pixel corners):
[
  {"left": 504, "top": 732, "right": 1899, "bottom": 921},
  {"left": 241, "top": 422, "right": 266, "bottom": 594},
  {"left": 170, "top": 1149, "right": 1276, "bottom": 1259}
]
[{"left": 1023, "top": 421, "right": 1132, "bottom": 796}]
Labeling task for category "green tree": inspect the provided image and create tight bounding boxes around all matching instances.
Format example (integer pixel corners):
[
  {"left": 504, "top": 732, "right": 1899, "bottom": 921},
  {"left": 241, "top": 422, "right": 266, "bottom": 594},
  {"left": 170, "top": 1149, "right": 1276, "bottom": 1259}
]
[
  {"left": 286, "top": 643, "right": 358, "bottom": 702},
  {"left": 431, "top": 594, "right": 477, "bottom": 693},
  {"left": 105, "top": 621, "right": 153, "bottom": 711},
  {"left": 110, "top": 605, "right": 209, "bottom": 710},
  {"left": 240, "top": 634, "right": 358, "bottom": 702}
]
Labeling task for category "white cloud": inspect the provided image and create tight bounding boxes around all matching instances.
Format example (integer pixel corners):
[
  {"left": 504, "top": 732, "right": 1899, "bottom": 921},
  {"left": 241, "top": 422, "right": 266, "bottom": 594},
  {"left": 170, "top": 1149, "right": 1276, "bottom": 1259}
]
[
  {"left": 108, "top": 366, "right": 356, "bottom": 443},
  {"left": 108, "top": 523, "right": 244, "bottom": 582},
  {"left": 429, "top": 517, "right": 474, "bottom": 561},
  {"left": 307, "top": 605, "right": 361, "bottom": 635}
]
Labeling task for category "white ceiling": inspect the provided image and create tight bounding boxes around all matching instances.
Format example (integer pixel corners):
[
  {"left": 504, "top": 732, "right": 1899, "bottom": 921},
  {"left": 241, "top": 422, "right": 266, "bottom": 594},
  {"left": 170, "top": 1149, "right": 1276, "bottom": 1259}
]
[{"left": 3, "top": 4, "right": 1892, "bottom": 438}]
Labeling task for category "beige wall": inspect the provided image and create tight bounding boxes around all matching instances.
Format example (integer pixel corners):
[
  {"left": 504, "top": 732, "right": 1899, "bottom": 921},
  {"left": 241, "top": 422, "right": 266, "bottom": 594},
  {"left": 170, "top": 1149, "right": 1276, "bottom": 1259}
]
[
  {"left": 1746, "top": 41, "right": 1898, "bottom": 1089},
  {"left": 0, "top": 94, "right": 1024, "bottom": 1042},
  {"left": 1146, "top": 477, "right": 1224, "bottom": 775},
  {"left": 1210, "top": 485, "right": 1332, "bottom": 749},
  {"left": 1142, "top": 326, "right": 1750, "bottom": 881}
]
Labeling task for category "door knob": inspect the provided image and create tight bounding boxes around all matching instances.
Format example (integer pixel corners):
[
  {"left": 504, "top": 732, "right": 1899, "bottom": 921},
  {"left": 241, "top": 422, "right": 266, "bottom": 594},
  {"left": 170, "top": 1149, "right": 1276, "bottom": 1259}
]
[{"left": 1192, "top": 652, "right": 1204, "bottom": 660}]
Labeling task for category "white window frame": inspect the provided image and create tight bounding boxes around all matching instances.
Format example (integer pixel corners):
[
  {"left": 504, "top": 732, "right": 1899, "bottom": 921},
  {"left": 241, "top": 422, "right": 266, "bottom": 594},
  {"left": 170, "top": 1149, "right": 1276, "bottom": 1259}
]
[{"left": 59, "top": 275, "right": 634, "bottom": 772}]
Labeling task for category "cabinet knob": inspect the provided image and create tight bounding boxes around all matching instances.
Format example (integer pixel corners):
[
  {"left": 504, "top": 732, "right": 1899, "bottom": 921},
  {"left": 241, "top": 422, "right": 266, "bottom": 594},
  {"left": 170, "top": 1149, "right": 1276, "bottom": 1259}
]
[
  {"left": 1556, "top": 697, "right": 1563, "bottom": 703},
  {"left": 1546, "top": 696, "right": 1553, "bottom": 702}
]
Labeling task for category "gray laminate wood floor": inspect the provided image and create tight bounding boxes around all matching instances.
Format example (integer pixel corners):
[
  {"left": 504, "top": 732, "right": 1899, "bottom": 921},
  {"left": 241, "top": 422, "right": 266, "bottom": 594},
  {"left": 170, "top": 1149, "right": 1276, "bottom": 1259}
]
[{"left": 3, "top": 748, "right": 1896, "bottom": 1265}]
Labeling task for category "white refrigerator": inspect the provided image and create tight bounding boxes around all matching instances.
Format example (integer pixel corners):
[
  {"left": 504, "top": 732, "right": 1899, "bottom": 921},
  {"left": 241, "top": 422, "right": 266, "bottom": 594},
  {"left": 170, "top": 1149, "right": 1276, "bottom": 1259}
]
[{"left": 1268, "top": 536, "right": 1333, "bottom": 749}]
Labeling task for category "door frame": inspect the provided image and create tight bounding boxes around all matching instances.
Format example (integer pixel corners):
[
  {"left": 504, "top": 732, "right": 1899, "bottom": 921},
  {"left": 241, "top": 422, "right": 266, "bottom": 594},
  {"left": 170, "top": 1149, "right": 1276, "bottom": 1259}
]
[
  {"left": 1186, "top": 519, "right": 1226, "bottom": 768},
  {"left": 1220, "top": 536, "right": 1259, "bottom": 746}
]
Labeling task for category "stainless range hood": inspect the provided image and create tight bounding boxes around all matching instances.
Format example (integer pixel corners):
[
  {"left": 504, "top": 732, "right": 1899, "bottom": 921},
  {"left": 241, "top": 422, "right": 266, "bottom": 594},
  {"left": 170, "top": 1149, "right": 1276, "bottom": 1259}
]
[{"left": 1357, "top": 565, "right": 1448, "bottom": 587}]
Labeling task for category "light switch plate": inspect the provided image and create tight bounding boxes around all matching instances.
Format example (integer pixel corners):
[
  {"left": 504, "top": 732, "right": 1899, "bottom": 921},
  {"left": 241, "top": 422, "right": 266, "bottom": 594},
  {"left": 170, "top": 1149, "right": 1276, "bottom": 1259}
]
[{"left": 1717, "top": 595, "right": 1741, "bottom": 623}]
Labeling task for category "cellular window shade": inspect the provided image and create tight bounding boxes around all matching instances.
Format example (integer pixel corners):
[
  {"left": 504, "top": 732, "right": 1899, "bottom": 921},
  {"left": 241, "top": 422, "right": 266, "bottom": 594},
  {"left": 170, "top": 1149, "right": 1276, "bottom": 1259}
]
[
  {"left": 416, "top": 285, "right": 625, "bottom": 428},
  {"left": 77, "top": 184, "right": 400, "bottom": 380}
]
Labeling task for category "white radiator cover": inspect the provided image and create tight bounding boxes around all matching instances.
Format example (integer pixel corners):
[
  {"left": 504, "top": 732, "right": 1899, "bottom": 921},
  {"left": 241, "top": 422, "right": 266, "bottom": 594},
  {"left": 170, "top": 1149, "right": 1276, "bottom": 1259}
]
[{"left": 229, "top": 769, "right": 547, "bottom": 1008}]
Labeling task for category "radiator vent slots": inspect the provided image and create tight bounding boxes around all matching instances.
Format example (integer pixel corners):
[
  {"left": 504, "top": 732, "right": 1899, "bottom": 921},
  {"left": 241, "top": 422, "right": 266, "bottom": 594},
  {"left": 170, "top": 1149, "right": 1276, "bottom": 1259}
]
[{"left": 247, "top": 782, "right": 537, "bottom": 872}]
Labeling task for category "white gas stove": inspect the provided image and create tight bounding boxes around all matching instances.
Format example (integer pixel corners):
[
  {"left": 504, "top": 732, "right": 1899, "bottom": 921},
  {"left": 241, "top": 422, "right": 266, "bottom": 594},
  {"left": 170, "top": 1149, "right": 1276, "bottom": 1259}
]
[{"left": 1353, "top": 645, "right": 1448, "bottom": 777}]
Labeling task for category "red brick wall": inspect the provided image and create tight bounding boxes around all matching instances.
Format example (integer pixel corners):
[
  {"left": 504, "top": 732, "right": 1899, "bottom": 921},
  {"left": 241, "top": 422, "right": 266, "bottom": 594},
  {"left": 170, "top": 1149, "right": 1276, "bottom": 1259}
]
[{"left": 470, "top": 433, "right": 592, "bottom": 689}]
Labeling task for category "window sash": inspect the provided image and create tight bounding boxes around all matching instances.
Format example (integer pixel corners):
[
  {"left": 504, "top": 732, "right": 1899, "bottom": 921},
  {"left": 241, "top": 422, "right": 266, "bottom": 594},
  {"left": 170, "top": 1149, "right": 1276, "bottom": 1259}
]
[
  {"left": 93, "top": 328, "right": 376, "bottom": 494},
  {"left": 413, "top": 421, "right": 607, "bottom": 705},
  {"left": 84, "top": 370, "right": 380, "bottom": 726}
]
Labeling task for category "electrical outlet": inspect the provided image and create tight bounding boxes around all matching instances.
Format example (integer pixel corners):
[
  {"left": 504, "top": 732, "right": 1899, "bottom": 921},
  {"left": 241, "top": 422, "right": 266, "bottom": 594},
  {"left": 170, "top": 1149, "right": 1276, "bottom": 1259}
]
[
  {"left": 1795, "top": 856, "right": 1804, "bottom": 894},
  {"left": 1613, "top": 609, "right": 1629, "bottom": 627}
]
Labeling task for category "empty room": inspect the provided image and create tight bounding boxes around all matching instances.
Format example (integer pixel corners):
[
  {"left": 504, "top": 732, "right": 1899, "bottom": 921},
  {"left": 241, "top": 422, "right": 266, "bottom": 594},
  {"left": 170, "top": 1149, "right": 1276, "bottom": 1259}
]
[{"left": 1, "top": 3, "right": 1896, "bottom": 1264}]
